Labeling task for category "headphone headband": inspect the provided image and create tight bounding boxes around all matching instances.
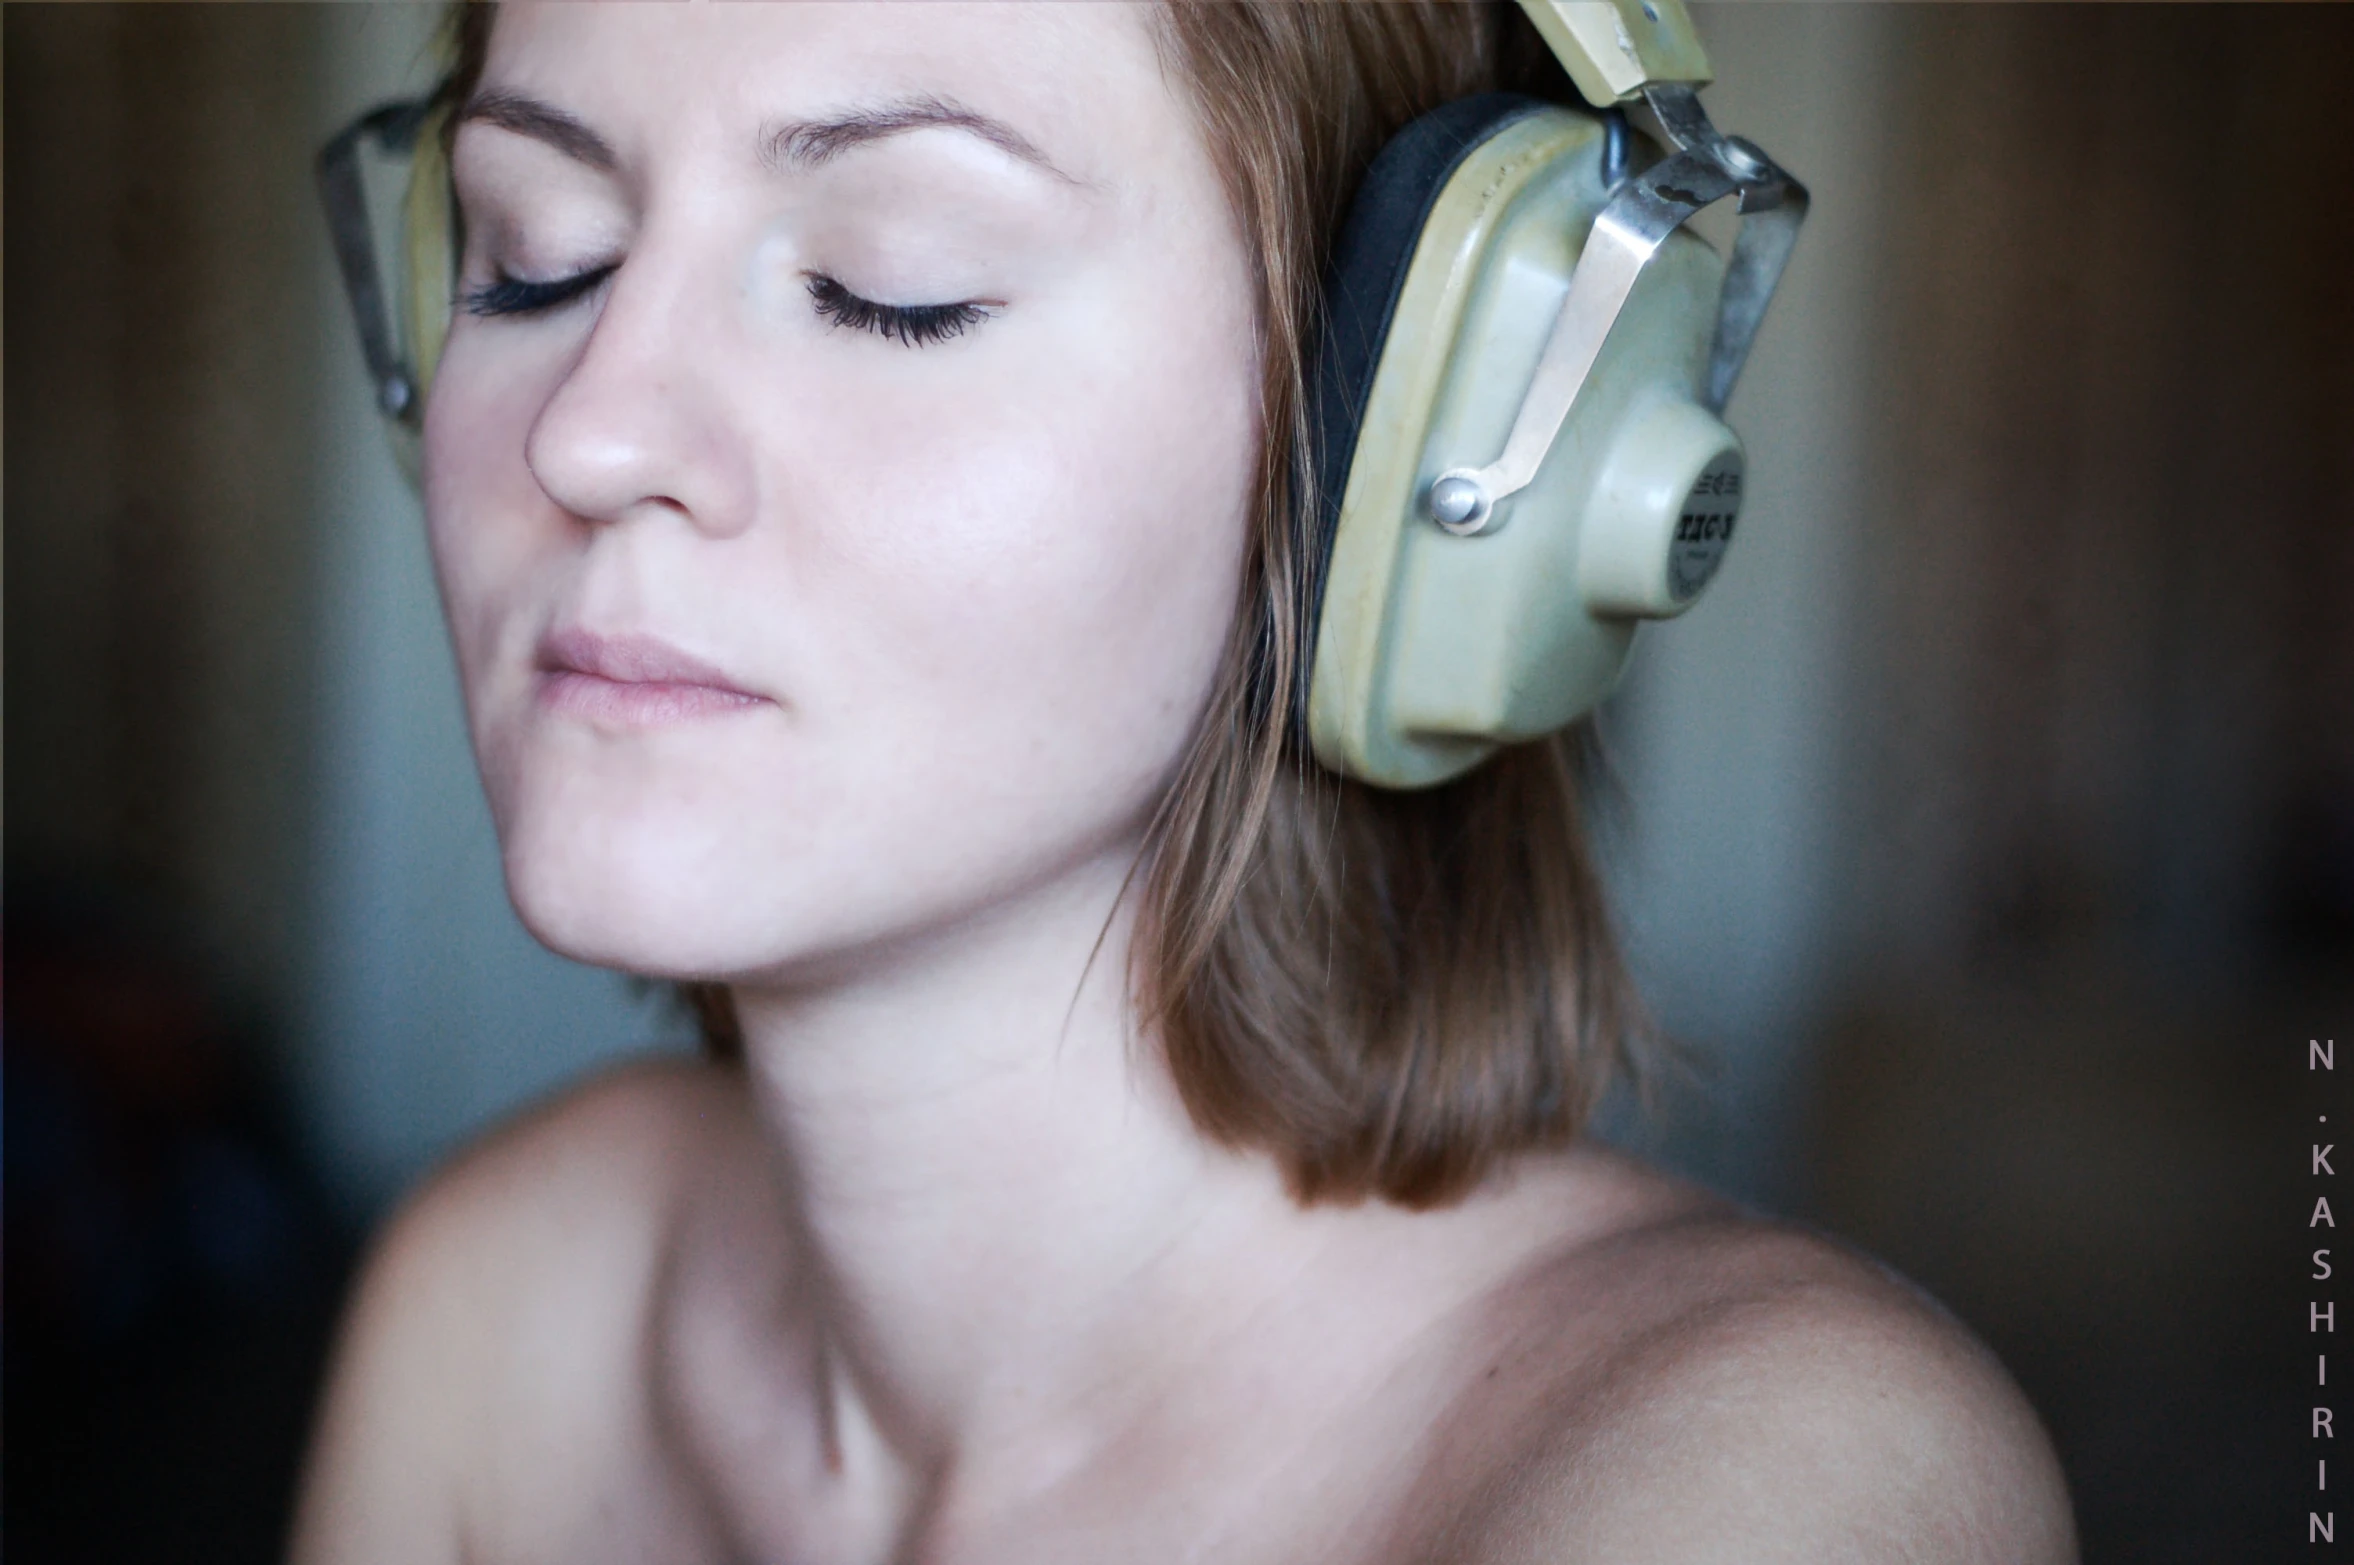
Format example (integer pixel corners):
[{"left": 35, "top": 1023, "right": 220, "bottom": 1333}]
[{"left": 1518, "top": 0, "right": 1713, "bottom": 107}]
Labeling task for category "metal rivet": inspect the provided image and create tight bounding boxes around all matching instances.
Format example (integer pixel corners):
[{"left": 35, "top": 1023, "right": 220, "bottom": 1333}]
[
  {"left": 1720, "top": 138, "right": 1769, "bottom": 180},
  {"left": 1428, "top": 475, "right": 1493, "bottom": 535}
]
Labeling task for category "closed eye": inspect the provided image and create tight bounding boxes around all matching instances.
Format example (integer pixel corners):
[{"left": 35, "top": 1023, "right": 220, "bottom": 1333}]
[
  {"left": 463, "top": 263, "right": 619, "bottom": 318},
  {"left": 806, "top": 273, "right": 994, "bottom": 347}
]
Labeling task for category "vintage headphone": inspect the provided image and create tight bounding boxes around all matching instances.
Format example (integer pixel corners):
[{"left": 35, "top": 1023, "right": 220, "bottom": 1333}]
[{"left": 319, "top": 0, "right": 1805, "bottom": 791}]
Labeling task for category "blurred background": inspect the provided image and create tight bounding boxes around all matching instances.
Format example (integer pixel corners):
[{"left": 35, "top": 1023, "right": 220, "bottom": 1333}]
[{"left": 5, "top": 4, "right": 2350, "bottom": 1560}]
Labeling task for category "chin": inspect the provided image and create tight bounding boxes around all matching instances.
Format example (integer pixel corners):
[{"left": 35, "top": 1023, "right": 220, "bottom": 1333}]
[
  {"left": 504, "top": 846, "right": 732, "bottom": 981},
  {"left": 477, "top": 693, "right": 1177, "bottom": 987},
  {"left": 490, "top": 778, "right": 1005, "bottom": 986},
  {"left": 493, "top": 783, "right": 812, "bottom": 980}
]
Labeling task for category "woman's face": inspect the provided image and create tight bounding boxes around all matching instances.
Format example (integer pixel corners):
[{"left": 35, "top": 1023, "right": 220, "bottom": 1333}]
[{"left": 426, "top": 2, "right": 1259, "bottom": 980}]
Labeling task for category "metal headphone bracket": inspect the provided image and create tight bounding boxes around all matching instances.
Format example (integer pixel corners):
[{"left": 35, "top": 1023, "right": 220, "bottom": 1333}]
[
  {"left": 1424, "top": 83, "right": 1808, "bottom": 536},
  {"left": 317, "top": 98, "right": 434, "bottom": 426}
]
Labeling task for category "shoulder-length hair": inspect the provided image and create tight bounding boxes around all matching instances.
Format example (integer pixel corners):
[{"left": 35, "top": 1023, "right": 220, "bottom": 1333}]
[{"left": 436, "top": 1, "right": 1646, "bottom": 1209}]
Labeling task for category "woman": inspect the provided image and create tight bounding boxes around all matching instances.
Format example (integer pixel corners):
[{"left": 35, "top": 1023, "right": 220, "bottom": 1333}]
[{"left": 293, "top": 4, "right": 2075, "bottom": 1560}]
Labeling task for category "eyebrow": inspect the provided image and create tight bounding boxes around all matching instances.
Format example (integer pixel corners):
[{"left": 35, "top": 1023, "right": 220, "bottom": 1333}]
[
  {"left": 762, "top": 95, "right": 1080, "bottom": 185},
  {"left": 460, "top": 87, "right": 1080, "bottom": 189},
  {"left": 459, "top": 90, "right": 617, "bottom": 171}
]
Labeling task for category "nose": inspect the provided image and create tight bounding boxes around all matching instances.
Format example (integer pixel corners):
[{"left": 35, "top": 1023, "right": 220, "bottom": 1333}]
[{"left": 523, "top": 250, "right": 756, "bottom": 538}]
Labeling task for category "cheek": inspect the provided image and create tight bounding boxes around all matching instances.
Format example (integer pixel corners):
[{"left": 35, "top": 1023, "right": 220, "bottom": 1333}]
[
  {"left": 803, "top": 274, "right": 1263, "bottom": 808},
  {"left": 420, "top": 334, "right": 578, "bottom": 790}
]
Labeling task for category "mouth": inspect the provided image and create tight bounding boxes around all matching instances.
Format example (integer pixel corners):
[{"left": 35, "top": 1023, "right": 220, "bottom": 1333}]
[{"left": 534, "top": 627, "right": 771, "bottom": 727}]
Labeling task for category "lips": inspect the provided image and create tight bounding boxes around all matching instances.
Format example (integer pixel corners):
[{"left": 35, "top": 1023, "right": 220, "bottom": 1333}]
[{"left": 535, "top": 627, "right": 769, "bottom": 727}]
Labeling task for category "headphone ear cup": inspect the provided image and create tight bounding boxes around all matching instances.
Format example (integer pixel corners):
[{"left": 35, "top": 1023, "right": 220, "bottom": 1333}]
[
  {"left": 400, "top": 107, "right": 459, "bottom": 421},
  {"left": 1301, "top": 93, "right": 1548, "bottom": 741},
  {"left": 1303, "top": 101, "right": 1737, "bottom": 789}
]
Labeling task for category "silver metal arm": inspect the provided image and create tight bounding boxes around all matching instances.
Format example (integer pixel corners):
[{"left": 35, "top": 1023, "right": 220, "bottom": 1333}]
[{"left": 1426, "top": 84, "right": 1808, "bottom": 536}]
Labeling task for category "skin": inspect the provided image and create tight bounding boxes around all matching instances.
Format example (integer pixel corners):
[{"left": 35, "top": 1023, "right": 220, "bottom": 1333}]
[{"left": 291, "top": 5, "right": 2079, "bottom": 1562}]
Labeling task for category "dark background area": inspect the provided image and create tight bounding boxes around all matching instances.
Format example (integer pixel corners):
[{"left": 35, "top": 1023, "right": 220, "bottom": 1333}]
[{"left": 7, "top": 4, "right": 2353, "bottom": 1560}]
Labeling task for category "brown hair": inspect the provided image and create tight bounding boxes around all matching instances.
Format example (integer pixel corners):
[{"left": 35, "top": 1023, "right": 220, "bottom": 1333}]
[{"left": 435, "top": 2, "right": 1645, "bottom": 1209}]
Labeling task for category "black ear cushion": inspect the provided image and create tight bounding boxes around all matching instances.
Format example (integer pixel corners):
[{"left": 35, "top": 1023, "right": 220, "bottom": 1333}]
[{"left": 1295, "top": 92, "right": 1550, "bottom": 739}]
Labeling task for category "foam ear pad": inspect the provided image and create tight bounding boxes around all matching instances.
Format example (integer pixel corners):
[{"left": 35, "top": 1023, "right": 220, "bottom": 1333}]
[{"left": 1298, "top": 92, "right": 1549, "bottom": 739}]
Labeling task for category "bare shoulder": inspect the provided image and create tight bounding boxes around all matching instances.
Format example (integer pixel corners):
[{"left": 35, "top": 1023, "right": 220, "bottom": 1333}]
[
  {"left": 290, "top": 1055, "right": 760, "bottom": 1565},
  {"left": 1441, "top": 1154, "right": 2077, "bottom": 1565}
]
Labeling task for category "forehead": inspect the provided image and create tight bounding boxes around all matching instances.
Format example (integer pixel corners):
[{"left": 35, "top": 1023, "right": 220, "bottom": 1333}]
[{"left": 478, "top": 1, "right": 1184, "bottom": 187}]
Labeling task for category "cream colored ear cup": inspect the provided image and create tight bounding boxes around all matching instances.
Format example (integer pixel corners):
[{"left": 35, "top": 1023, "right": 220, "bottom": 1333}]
[
  {"left": 1306, "top": 106, "right": 1728, "bottom": 790},
  {"left": 401, "top": 106, "right": 457, "bottom": 413}
]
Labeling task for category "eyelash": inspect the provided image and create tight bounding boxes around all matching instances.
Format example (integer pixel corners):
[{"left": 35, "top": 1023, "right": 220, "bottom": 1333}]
[
  {"left": 805, "top": 273, "right": 993, "bottom": 347},
  {"left": 462, "top": 264, "right": 617, "bottom": 318},
  {"left": 460, "top": 266, "right": 993, "bottom": 349}
]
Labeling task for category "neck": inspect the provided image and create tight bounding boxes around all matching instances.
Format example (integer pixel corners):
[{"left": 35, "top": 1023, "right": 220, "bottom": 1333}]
[{"left": 728, "top": 847, "right": 1312, "bottom": 1485}]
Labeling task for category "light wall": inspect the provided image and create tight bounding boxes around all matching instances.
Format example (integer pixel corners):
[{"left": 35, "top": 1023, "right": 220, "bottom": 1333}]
[{"left": 1599, "top": 4, "right": 1900, "bottom": 1203}]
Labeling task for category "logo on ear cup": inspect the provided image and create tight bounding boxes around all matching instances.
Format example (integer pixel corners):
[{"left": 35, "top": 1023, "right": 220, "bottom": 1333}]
[
  {"left": 1668, "top": 454, "right": 1742, "bottom": 601},
  {"left": 1577, "top": 398, "right": 1742, "bottom": 622}
]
